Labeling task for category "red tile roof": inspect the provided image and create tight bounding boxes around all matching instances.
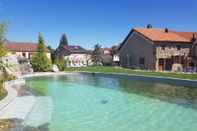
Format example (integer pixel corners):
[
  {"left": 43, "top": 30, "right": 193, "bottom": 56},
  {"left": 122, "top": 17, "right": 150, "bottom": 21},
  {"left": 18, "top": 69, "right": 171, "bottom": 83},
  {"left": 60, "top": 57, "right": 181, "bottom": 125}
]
[
  {"left": 119, "top": 28, "right": 197, "bottom": 50},
  {"left": 5, "top": 41, "right": 50, "bottom": 52},
  {"left": 134, "top": 28, "right": 195, "bottom": 43},
  {"left": 172, "top": 31, "right": 197, "bottom": 41}
]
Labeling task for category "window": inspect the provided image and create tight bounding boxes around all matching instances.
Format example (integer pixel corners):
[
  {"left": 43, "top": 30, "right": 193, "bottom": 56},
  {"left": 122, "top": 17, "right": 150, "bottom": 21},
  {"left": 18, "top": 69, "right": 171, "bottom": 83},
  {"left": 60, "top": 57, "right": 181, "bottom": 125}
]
[
  {"left": 29, "top": 53, "right": 33, "bottom": 59},
  {"left": 195, "top": 45, "right": 197, "bottom": 57},
  {"left": 189, "top": 62, "right": 194, "bottom": 67},
  {"left": 139, "top": 57, "right": 145, "bottom": 65},
  {"left": 177, "top": 45, "right": 181, "bottom": 50},
  {"left": 159, "top": 59, "right": 164, "bottom": 65},
  {"left": 153, "top": 51, "right": 156, "bottom": 55},
  {"left": 161, "top": 46, "right": 165, "bottom": 50},
  {"left": 174, "top": 56, "right": 180, "bottom": 63},
  {"left": 126, "top": 54, "right": 131, "bottom": 66},
  {"left": 22, "top": 52, "right": 26, "bottom": 58}
]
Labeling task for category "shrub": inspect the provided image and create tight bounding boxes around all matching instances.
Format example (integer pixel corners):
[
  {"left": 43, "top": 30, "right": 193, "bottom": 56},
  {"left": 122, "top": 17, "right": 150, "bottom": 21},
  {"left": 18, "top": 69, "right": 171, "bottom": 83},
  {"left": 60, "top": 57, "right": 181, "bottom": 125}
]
[
  {"left": 31, "top": 53, "right": 52, "bottom": 72},
  {"left": 0, "top": 72, "right": 15, "bottom": 100},
  {"left": 56, "top": 58, "right": 68, "bottom": 71}
]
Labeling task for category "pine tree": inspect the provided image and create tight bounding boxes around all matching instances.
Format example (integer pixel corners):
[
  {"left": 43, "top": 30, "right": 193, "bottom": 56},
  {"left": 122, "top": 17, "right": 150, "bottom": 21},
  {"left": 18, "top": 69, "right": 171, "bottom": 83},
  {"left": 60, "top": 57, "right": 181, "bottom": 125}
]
[
  {"left": 37, "top": 33, "right": 45, "bottom": 53},
  {"left": 55, "top": 33, "right": 69, "bottom": 60},
  {"left": 58, "top": 33, "right": 68, "bottom": 48},
  {"left": 31, "top": 33, "right": 52, "bottom": 72}
]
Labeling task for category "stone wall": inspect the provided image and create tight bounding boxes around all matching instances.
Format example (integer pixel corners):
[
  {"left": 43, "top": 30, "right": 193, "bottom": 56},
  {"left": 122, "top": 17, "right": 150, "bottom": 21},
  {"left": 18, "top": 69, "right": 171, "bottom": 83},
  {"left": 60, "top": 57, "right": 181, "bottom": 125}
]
[
  {"left": 0, "top": 55, "right": 33, "bottom": 78},
  {"left": 119, "top": 31, "right": 155, "bottom": 70}
]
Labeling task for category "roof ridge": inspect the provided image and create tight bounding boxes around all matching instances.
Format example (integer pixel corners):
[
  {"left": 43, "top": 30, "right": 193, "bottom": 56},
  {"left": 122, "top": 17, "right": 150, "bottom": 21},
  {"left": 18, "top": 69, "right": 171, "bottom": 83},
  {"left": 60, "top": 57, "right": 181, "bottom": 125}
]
[{"left": 170, "top": 31, "right": 197, "bottom": 33}]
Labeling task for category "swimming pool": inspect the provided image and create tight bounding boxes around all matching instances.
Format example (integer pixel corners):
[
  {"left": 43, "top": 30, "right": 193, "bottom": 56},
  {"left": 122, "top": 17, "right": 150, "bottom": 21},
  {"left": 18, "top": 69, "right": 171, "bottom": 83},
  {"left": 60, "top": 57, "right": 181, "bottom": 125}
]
[{"left": 25, "top": 73, "right": 197, "bottom": 131}]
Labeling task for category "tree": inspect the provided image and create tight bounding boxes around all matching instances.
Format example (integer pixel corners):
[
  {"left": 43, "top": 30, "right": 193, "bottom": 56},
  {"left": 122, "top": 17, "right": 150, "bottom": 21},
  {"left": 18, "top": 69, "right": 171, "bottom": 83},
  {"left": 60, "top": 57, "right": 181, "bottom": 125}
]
[
  {"left": 0, "top": 23, "right": 7, "bottom": 57},
  {"left": 31, "top": 33, "right": 52, "bottom": 72},
  {"left": 111, "top": 45, "right": 119, "bottom": 56},
  {"left": 91, "top": 44, "right": 102, "bottom": 65},
  {"left": 56, "top": 58, "right": 68, "bottom": 71},
  {"left": 37, "top": 33, "right": 45, "bottom": 53},
  {"left": 55, "top": 33, "right": 69, "bottom": 59},
  {"left": 58, "top": 33, "right": 68, "bottom": 48},
  {"left": 47, "top": 45, "right": 56, "bottom": 64},
  {"left": 47, "top": 45, "right": 52, "bottom": 51}
]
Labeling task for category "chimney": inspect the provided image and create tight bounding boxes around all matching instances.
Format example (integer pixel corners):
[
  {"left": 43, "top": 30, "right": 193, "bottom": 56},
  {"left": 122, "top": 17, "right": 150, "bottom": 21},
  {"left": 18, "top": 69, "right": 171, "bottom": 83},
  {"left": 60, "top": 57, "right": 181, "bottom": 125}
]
[
  {"left": 146, "top": 24, "right": 152, "bottom": 29},
  {"left": 165, "top": 28, "right": 169, "bottom": 33},
  {"left": 191, "top": 33, "right": 196, "bottom": 43}
]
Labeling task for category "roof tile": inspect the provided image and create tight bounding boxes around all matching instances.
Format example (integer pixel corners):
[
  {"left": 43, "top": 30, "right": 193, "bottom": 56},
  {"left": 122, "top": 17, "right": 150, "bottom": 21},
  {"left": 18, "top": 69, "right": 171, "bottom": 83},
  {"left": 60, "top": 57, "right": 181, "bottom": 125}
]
[
  {"left": 134, "top": 28, "right": 196, "bottom": 43},
  {"left": 5, "top": 41, "right": 50, "bottom": 52}
]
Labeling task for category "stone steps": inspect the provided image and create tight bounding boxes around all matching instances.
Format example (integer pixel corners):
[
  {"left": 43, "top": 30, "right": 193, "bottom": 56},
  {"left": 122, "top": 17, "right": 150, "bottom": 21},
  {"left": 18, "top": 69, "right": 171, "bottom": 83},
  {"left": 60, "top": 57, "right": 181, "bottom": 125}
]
[
  {"left": 23, "top": 97, "right": 53, "bottom": 127},
  {"left": 0, "top": 96, "right": 35, "bottom": 120}
]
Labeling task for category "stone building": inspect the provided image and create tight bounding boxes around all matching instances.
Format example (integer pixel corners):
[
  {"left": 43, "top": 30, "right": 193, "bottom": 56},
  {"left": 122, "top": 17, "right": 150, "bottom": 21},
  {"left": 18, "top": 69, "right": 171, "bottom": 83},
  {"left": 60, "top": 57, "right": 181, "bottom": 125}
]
[{"left": 119, "top": 28, "right": 197, "bottom": 72}]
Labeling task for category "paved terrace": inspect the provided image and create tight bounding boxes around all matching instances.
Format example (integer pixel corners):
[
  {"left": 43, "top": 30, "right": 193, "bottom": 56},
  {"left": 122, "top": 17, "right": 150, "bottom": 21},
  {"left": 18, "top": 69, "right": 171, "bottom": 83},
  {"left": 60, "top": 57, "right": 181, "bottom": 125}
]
[{"left": 0, "top": 77, "right": 53, "bottom": 128}]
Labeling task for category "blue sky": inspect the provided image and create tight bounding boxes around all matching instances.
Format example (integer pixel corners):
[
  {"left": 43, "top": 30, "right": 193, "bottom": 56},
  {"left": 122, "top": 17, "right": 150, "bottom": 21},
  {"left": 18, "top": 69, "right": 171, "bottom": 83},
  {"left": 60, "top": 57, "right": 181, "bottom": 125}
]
[{"left": 0, "top": 0, "right": 197, "bottom": 49}]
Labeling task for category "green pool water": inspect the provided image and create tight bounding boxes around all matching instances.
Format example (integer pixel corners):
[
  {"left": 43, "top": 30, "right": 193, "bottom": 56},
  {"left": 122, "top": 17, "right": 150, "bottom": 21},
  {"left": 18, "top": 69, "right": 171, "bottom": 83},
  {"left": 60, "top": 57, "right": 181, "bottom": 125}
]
[{"left": 25, "top": 73, "right": 197, "bottom": 131}]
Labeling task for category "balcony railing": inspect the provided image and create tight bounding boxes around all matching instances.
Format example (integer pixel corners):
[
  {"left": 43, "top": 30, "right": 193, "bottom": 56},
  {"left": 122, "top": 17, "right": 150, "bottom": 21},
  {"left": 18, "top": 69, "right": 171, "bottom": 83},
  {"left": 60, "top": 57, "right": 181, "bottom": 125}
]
[{"left": 156, "top": 47, "right": 190, "bottom": 59}]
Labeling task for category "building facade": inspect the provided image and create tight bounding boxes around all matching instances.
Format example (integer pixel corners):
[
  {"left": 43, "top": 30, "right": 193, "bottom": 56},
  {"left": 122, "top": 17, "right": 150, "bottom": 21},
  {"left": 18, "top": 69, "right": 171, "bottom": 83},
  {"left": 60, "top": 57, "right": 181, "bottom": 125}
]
[
  {"left": 119, "top": 28, "right": 197, "bottom": 72},
  {"left": 57, "top": 45, "right": 92, "bottom": 67},
  {"left": 5, "top": 41, "right": 51, "bottom": 60}
]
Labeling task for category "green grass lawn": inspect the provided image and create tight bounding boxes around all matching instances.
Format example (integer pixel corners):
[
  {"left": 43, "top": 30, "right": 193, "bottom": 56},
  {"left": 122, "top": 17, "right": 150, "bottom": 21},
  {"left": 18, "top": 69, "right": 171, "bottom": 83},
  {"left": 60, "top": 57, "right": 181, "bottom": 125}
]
[{"left": 64, "top": 66, "right": 197, "bottom": 80}]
